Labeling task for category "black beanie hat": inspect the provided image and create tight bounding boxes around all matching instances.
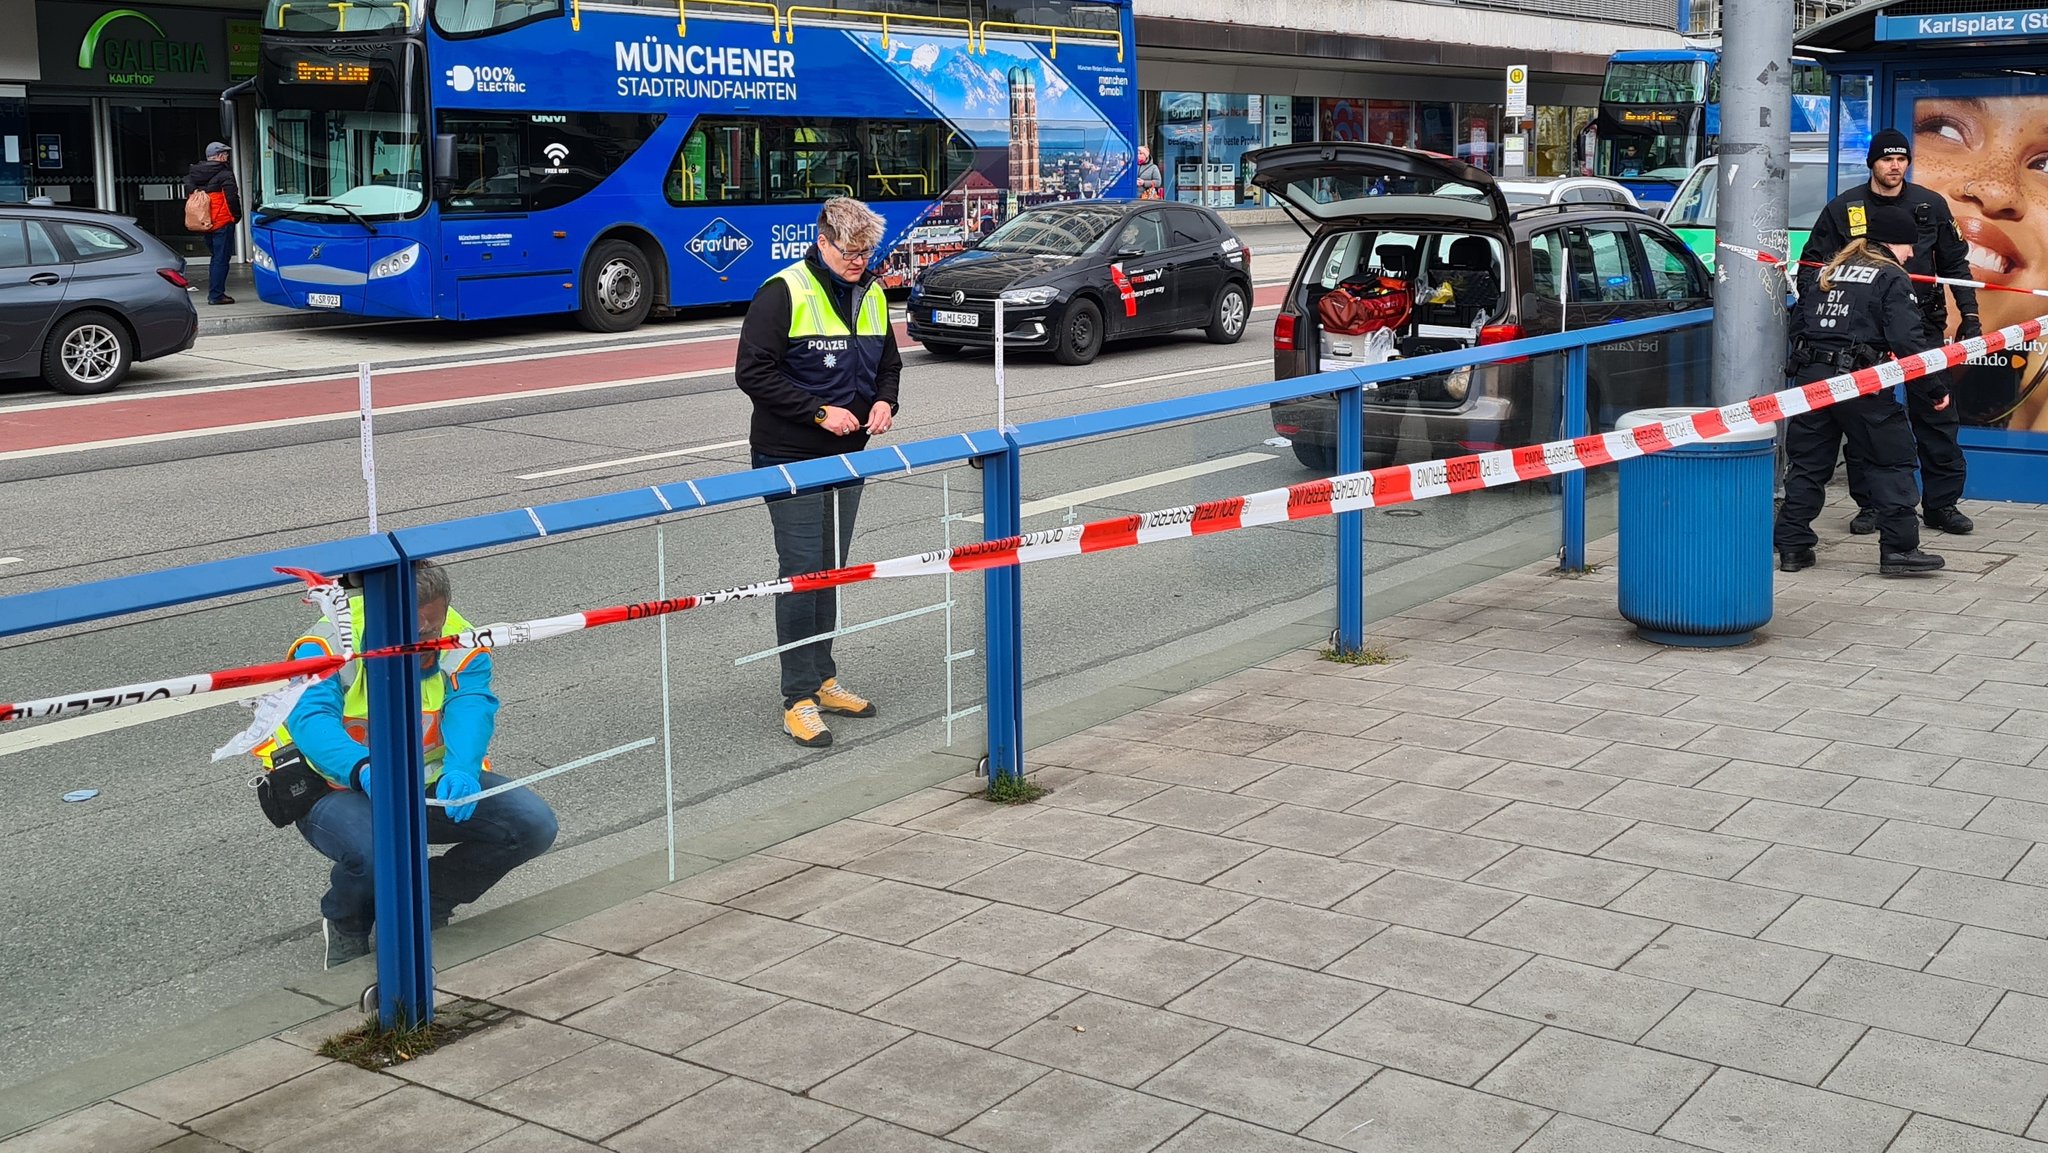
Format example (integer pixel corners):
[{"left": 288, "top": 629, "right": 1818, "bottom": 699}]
[
  {"left": 1865, "top": 202, "right": 1918, "bottom": 246},
  {"left": 1867, "top": 128, "right": 1910, "bottom": 167}
]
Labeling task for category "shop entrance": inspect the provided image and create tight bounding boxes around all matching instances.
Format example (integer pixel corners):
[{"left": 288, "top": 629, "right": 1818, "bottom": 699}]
[{"left": 27, "top": 96, "right": 218, "bottom": 257}]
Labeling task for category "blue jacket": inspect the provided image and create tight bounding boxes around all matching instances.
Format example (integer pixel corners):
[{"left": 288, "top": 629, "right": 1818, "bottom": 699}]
[{"left": 284, "top": 640, "right": 499, "bottom": 790}]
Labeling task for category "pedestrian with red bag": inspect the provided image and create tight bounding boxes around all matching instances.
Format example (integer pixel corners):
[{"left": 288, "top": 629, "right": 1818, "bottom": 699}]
[{"left": 185, "top": 142, "right": 241, "bottom": 305}]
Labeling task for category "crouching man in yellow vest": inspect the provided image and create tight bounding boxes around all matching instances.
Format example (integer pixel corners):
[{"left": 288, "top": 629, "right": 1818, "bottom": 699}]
[{"left": 256, "top": 560, "right": 557, "bottom": 968}]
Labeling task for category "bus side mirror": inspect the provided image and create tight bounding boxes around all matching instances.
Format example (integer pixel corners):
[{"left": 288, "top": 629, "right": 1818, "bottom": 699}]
[{"left": 432, "top": 134, "right": 456, "bottom": 200}]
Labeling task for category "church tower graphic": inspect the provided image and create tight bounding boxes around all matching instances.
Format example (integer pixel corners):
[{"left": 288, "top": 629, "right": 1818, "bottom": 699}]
[{"left": 1006, "top": 65, "right": 1042, "bottom": 194}]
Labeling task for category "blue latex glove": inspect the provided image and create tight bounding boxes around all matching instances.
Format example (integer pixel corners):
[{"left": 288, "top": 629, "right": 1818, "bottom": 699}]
[{"left": 436, "top": 765, "right": 481, "bottom": 823}]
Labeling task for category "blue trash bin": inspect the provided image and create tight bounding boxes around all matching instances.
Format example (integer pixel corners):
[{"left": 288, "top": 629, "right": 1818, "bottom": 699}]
[{"left": 1615, "top": 407, "right": 1776, "bottom": 648}]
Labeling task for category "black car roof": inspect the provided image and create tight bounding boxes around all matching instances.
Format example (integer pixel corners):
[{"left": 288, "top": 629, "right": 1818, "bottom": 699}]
[{"left": 1, "top": 204, "right": 138, "bottom": 223}]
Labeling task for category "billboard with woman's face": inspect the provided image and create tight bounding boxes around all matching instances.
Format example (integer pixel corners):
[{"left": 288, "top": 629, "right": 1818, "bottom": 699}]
[{"left": 1908, "top": 87, "right": 2048, "bottom": 433}]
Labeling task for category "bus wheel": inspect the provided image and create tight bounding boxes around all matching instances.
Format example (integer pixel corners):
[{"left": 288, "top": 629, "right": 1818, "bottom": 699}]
[{"left": 578, "top": 240, "right": 652, "bottom": 332}]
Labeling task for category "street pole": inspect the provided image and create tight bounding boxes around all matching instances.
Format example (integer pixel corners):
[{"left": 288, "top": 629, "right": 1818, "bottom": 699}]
[{"left": 1710, "top": 0, "right": 1793, "bottom": 408}]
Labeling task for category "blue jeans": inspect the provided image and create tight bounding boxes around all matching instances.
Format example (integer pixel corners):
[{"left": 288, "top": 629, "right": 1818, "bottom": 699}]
[
  {"left": 754, "top": 452, "right": 863, "bottom": 707},
  {"left": 206, "top": 227, "right": 232, "bottom": 302},
  {"left": 295, "top": 773, "right": 558, "bottom": 934}
]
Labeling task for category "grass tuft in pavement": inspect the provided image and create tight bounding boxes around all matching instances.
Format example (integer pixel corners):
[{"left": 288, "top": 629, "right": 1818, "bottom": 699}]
[
  {"left": 1320, "top": 642, "right": 1398, "bottom": 667},
  {"left": 985, "top": 773, "right": 1050, "bottom": 804}
]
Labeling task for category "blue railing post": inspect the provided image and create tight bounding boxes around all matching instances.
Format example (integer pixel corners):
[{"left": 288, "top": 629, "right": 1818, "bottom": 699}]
[
  {"left": 981, "top": 439, "right": 1025, "bottom": 782},
  {"left": 360, "top": 555, "right": 435, "bottom": 1029},
  {"left": 1335, "top": 382, "right": 1366, "bottom": 652},
  {"left": 1561, "top": 346, "right": 1590, "bottom": 570}
]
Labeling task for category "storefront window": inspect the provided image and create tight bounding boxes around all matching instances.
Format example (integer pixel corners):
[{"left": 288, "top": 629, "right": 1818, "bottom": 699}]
[
  {"left": 1459, "top": 103, "right": 1502, "bottom": 173},
  {"left": 1367, "top": 100, "right": 1413, "bottom": 148},
  {"left": 1415, "top": 102, "right": 1455, "bottom": 155},
  {"left": 1148, "top": 90, "right": 1274, "bottom": 207},
  {"left": 1319, "top": 98, "right": 1365, "bottom": 142},
  {"left": 1535, "top": 106, "right": 1596, "bottom": 176}
]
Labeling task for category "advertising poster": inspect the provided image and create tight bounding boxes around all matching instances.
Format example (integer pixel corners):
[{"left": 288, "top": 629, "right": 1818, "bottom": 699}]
[
  {"left": 1909, "top": 89, "right": 2048, "bottom": 432},
  {"left": 1367, "top": 100, "right": 1411, "bottom": 148}
]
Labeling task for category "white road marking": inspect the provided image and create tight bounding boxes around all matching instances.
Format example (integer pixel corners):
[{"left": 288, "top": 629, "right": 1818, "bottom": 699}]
[
  {"left": 517, "top": 438, "right": 750, "bottom": 481},
  {"left": 1094, "top": 358, "right": 1270, "bottom": 390},
  {"left": 0, "top": 366, "right": 735, "bottom": 464},
  {"left": 0, "top": 557, "right": 21, "bottom": 566},
  {"left": 0, "top": 682, "right": 284, "bottom": 760},
  {"left": 964, "top": 451, "right": 1276, "bottom": 523}
]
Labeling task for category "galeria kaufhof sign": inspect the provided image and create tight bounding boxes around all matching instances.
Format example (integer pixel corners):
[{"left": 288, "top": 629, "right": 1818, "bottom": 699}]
[
  {"left": 38, "top": 1, "right": 237, "bottom": 90},
  {"left": 1877, "top": 7, "right": 2048, "bottom": 41}
]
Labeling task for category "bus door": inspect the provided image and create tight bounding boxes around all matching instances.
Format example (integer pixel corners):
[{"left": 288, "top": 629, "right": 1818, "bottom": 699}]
[{"left": 438, "top": 114, "right": 569, "bottom": 320}]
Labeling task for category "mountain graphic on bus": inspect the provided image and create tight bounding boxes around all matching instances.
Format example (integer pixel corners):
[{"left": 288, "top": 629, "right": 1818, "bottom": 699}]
[{"left": 686, "top": 217, "right": 754, "bottom": 272}]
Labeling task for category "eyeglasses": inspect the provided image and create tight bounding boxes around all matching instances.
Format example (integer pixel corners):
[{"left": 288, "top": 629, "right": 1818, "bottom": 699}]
[{"left": 824, "top": 235, "right": 874, "bottom": 264}]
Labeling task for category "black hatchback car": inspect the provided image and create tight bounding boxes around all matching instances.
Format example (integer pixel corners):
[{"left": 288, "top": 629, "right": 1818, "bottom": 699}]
[
  {"left": 1249, "top": 144, "right": 1712, "bottom": 471},
  {"left": 906, "top": 199, "right": 1253, "bottom": 365},
  {"left": 0, "top": 205, "right": 198, "bottom": 394}
]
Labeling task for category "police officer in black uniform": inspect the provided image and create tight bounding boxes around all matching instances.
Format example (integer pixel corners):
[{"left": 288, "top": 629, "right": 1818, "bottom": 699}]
[
  {"left": 1797, "top": 127, "right": 1977, "bottom": 536},
  {"left": 1776, "top": 202, "right": 1949, "bottom": 577}
]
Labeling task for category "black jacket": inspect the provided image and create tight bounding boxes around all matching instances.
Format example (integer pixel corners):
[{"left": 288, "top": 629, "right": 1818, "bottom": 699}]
[
  {"left": 1797, "top": 254, "right": 1946, "bottom": 402},
  {"left": 1797, "top": 179, "right": 1976, "bottom": 331},
  {"left": 184, "top": 159, "right": 242, "bottom": 224},
  {"left": 736, "top": 247, "right": 903, "bottom": 460}
]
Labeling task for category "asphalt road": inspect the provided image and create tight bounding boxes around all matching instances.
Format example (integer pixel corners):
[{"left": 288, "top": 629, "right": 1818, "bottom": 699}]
[{"left": 0, "top": 232, "right": 1587, "bottom": 1086}]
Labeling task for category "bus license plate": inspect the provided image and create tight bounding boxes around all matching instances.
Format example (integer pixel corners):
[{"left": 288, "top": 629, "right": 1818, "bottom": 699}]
[
  {"left": 932, "top": 309, "right": 977, "bottom": 328},
  {"left": 307, "top": 292, "right": 342, "bottom": 308}
]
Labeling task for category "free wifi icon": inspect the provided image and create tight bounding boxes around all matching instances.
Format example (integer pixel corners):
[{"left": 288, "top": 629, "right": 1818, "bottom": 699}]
[{"left": 543, "top": 142, "right": 570, "bottom": 165}]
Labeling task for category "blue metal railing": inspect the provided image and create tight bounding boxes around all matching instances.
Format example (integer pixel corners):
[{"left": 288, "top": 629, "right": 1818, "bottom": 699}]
[{"left": 0, "top": 307, "right": 1711, "bottom": 1028}]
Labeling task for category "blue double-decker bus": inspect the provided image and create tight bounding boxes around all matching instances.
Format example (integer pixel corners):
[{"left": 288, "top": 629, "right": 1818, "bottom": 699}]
[
  {"left": 249, "top": 0, "right": 1137, "bottom": 329},
  {"left": 1594, "top": 48, "right": 1835, "bottom": 208}
]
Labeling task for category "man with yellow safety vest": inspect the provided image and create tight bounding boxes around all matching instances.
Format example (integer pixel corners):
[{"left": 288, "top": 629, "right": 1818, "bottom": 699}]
[
  {"left": 736, "top": 197, "right": 902, "bottom": 749},
  {"left": 258, "top": 560, "right": 557, "bottom": 969}
]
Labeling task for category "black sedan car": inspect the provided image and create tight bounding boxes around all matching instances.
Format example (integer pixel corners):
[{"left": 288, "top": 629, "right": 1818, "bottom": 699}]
[
  {"left": 0, "top": 204, "right": 198, "bottom": 394},
  {"left": 906, "top": 200, "right": 1252, "bottom": 365}
]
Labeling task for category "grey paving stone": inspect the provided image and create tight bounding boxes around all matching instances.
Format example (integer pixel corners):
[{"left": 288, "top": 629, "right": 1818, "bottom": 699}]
[
  {"left": 1660, "top": 1068, "right": 1908, "bottom": 1153},
  {"left": 1300, "top": 1069, "right": 1552, "bottom": 1153},
  {"left": 742, "top": 934, "right": 950, "bottom": 1012},
  {"left": 1828, "top": 778, "right": 1991, "bottom": 829},
  {"left": 1167, "top": 956, "right": 1382, "bottom": 1043},
  {"left": 846, "top": 832, "right": 1022, "bottom": 887},
  {"left": 1621, "top": 925, "right": 1828, "bottom": 1004},
  {"left": 1351, "top": 782, "right": 1510, "bottom": 831},
  {"left": 794, "top": 878, "right": 987, "bottom": 945},
  {"left": 1936, "top": 761, "right": 2048, "bottom": 806},
  {"left": 1464, "top": 730, "right": 1615, "bottom": 774},
  {"left": 1239, "top": 764, "right": 1392, "bottom": 811},
  {"left": 1711, "top": 799, "right": 1881, "bottom": 854},
  {"left": 1931, "top": 927, "right": 2048, "bottom": 998},
  {"left": 546, "top": 892, "right": 724, "bottom": 955},
  {"left": 1470, "top": 895, "right": 1668, "bottom": 968},
  {"left": 1152, "top": 1115, "right": 1348, "bottom": 1153},
  {"left": 1479, "top": 1025, "right": 1710, "bottom": 1132},
  {"left": 1326, "top": 924, "right": 1530, "bottom": 1004},
  {"left": 607, "top": 1076, "right": 856, "bottom": 1153},
  {"left": 1516, "top": 1114, "right": 1724, "bottom": 1153},
  {"left": 661, "top": 855, "right": 810, "bottom": 905},
  {"left": 2, "top": 1103, "right": 183, "bottom": 1153},
  {"left": 636, "top": 910, "right": 834, "bottom": 982},
  {"left": 731, "top": 866, "right": 883, "bottom": 919},
  {"left": 857, "top": 787, "right": 973, "bottom": 827},
  {"left": 1032, "top": 927, "right": 1235, "bottom": 1006},
  {"left": 807, "top": 1119, "right": 974, "bottom": 1153},
  {"left": 995, "top": 993, "right": 1222, "bottom": 1088},
  {"left": 188, "top": 1064, "right": 398, "bottom": 1150},
  {"left": 1090, "top": 793, "right": 1272, "bottom": 845},
  {"left": 1468, "top": 846, "right": 1650, "bottom": 906},
  {"left": 1887, "top": 1115, "right": 2048, "bottom": 1153},
  {"left": 1805, "top": 741, "right": 1964, "bottom": 786},
  {"left": 1824, "top": 1029, "right": 2048, "bottom": 1134},
  {"left": 1316, "top": 988, "right": 1537, "bottom": 1084},
  {"left": 1466, "top": 761, "right": 1623, "bottom": 809},
  {"left": 1574, "top": 743, "right": 1727, "bottom": 787},
  {"left": 1144, "top": 1028, "right": 1377, "bottom": 1132},
  {"left": 1683, "top": 725, "right": 1830, "bottom": 769},
  {"left": 1208, "top": 845, "right": 1388, "bottom": 908},
  {"left": 1569, "top": 710, "right": 1715, "bottom": 752},
  {"left": 387, "top": 1016, "right": 602, "bottom": 1098},
  {"left": 1761, "top": 895, "right": 1960, "bottom": 969},
  {"left": 114, "top": 1038, "right": 327, "bottom": 1123},
  {"left": 948, "top": 1070, "right": 1201, "bottom": 1153},
  {"left": 442, "top": 936, "right": 601, "bottom": 1000},
  {"left": 2006, "top": 842, "right": 2048, "bottom": 887},
  {"left": 1732, "top": 844, "right": 1916, "bottom": 907},
  {"left": 1967, "top": 796, "right": 2048, "bottom": 839},
  {"left": 1087, "top": 825, "right": 1263, "bottom": 883},
  {"left": 1594, "top": 823, "right": 1771, "bottom": 880},
  {"left": 678, "top": 1000, "right": 908, "bottom": 1091},
  {"left": 562, "top": 969, "right": 783, "bottom": 1055},
  {"left": 495, "top": 953, "right": 670, "bottom": 1021},
  {"left": 1889, "top": 870, "right": 2048, "bottom": 937},
  {"left": 866, "top": 961, "right": 1080, "bottom": 1047},
  {"left": 1787, "top": 956, "right": 2001, "bottom": 1044},
  {"left": 1558, "top": 683, "right": 1695, "bottom": 717},
  {"left": 1607, "top": 870, "right": 1798, "bottom": 937},
  {"left": 982, "top": 806, "right": 1151, "bottom": 859},
  {"left": 1695, "top": 762, "right": 1856, "bottom": 808},
  {"left": 1065, "top": 872, "right": 1253, "bottom": 939},
  {"left": 1129, "top": 748, "right": 1289, "bottom": 791},
  {"left": 1974, "top": 993, "right": 2048, "bottom": 1064},
  {"left": 1344, "top": 824, "right": 1515, "bottom": 880},
  {"left": 812, "top": 1033, "right": 1048, "bottom": 1135},
  {"left": 909, "top": 901, "right": 1108, "bottom": 974},
  {"left": 1465, "top": 800, "right": 1635, "bottom": 853},
  {"left": 477, "top": 1040, "right": 720, "bottom": 1142},
  {"left": 1255, "top": 729, "right": 1391, "bottom": 770},
  {"left": 1856, "top": 820, "right": 2033, "bottom": 878},
  {"left": 1474, "top": 955, "right": 1689, "bottom": 1042},
  {"left": 470, "top": 1125, "right": 607, "bottom": 1153},
  {"left": 1226, "top": 804, "right": 1393, "bottom": 855},
  {"left": 1354, "top": 743, "right": 1505, "bottom": 788},
  {"left": 1334, "top": 869, "right": 1520, "bottom": 935},
  {"left": 1040, "top": 772, "right": 1170, "bottom": 815},
  {"left": 1641, "top": 989, "right": 1865, "bottom": 1085},
  {"left": 1905, "top": 724, "right": 2048, "bottom": 768},
  {"left": 267, "top": 1085, "right": 522, "bottom": 1153},
  {"left": 767, "top": 820, "right": 918, "bottom": 867},
  {"left": 1190, "top": 898, "right": 1388, "bottom": 969},
  {"left": 1586, "top": 779, "right": 1747, "bottom": 831},
  {"left": 947, "top": 849, "right": 1133, "bottom": 912}
]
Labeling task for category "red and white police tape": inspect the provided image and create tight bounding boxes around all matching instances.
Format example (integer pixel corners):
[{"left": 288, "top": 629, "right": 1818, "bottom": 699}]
[
  {"left": 7, "top": 309, "right": 2045, "bottom": 731},
  {"left": 1718, "top": 240, "right": 2048, "bottom": 304}
]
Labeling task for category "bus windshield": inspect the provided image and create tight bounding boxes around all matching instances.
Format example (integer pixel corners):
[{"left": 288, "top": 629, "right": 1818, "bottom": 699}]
[
  {"left": 255, "top": 45, "right": 426, "bottom": 223},
  {"left": 979, "top": 203, "right": 1126, "bottom": 255},
  {"left": 264, "top": 0, "right": 419, "bottom": 33},
  {"left": 1603, "top": 60, "right": 1707, "bottom": 105},
  {"left": 1666, "top": 156, "right": 1866, "bottom": 227}
]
